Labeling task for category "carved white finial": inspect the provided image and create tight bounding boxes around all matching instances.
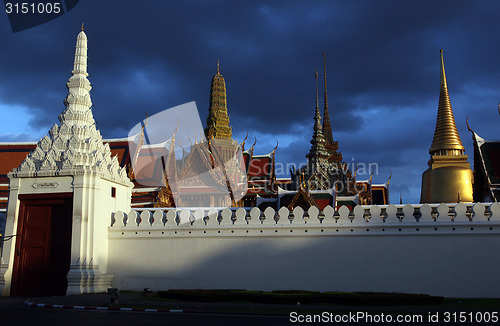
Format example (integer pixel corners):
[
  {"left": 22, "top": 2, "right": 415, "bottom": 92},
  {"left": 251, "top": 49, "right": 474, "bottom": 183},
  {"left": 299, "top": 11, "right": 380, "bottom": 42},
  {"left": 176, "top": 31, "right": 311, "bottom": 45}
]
[{"left": 14, "top": 27, "right": 132, "bottom": 186}]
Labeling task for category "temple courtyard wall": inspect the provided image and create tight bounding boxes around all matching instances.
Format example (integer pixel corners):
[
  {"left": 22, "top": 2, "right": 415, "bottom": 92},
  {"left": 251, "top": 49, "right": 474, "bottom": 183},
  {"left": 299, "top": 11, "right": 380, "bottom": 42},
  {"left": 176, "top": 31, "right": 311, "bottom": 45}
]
[{"left": 107, "top": 203, "right": 500, "bottom": 298}]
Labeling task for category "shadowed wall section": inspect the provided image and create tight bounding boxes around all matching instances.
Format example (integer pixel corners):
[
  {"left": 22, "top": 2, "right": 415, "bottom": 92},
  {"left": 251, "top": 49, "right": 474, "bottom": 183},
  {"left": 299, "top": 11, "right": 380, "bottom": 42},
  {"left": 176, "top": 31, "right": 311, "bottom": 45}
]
[{"left": 107, "top": 203, "right": 500, "bottom": 298}]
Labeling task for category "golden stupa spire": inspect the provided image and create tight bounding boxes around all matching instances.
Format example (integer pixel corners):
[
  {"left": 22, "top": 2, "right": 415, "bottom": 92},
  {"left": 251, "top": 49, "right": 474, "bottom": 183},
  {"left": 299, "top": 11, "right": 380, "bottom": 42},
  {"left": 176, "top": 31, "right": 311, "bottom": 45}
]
[
  {"left": 420, "top": 49, "right": 473, "bottom": 204},
  {"left": 429, "top": 50, "right": 465, "bottom": 155},
  {"left": 217, "top": 59, "right": 220, "bottom": 74}
]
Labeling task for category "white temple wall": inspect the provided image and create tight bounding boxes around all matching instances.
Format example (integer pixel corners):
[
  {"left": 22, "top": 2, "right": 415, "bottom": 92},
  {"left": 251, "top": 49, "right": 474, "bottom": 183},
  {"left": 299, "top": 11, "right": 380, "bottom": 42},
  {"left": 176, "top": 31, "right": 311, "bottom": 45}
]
[
  {"left": 66, "top": 174, "right": 132, "bottom": 294},
  {"left": 107, "top": 203, "right": 500, "bottom": 298},
  {"left": 91, "top": 177, "right": 131, "bottom": 273}
]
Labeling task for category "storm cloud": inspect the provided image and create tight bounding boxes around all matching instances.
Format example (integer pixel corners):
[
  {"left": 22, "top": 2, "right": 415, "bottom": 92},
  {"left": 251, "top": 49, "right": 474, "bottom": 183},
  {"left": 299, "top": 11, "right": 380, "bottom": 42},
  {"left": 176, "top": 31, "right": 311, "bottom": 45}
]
[{"left": 0, "top": 0, "right": 499, "bottom": 203}]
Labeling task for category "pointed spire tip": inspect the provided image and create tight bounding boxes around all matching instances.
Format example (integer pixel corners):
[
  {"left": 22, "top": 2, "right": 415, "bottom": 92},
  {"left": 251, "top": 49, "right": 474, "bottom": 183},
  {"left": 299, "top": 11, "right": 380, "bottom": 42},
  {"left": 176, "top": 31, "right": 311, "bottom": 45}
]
[
  {"left": 440, "top": 49, "right": 447, "bottom": 86},
  {"left": 315, "top": 68, "right": 319, "bottom": 108},
  {"left": 429, "top": 48, "right": 465, "bottom": 154},
  {"left": 322, "top": 50, "right": 333, "bottom": 146}
]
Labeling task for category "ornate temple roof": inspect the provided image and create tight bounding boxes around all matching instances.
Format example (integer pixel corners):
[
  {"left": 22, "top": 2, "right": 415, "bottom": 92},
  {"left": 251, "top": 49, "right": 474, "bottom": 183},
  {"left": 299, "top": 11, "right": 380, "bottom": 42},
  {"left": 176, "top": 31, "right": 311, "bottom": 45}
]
[
  {"left": 243, "top": 148, "right": 277, "bottom": 196},
  {"left": 429, "top": 50, "right": 465, "bottom": 155},
  {"left": 470, "top": 131, "right": 500, "bottom": 202}
]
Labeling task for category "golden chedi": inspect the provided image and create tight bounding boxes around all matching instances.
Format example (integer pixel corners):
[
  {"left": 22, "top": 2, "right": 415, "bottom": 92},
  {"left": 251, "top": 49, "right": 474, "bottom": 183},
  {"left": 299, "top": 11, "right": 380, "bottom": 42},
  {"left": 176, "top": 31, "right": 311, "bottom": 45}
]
[{"left": 420, "top": 50, "right": 473, "bottom": 203}]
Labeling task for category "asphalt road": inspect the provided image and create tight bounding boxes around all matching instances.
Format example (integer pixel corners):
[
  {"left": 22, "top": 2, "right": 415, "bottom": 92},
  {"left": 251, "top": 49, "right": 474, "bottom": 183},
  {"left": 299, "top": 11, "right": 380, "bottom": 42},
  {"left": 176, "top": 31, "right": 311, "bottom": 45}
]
[
  {"left": 2, "top": 306, "right": 292, "bottom": 326},
  {"left": 3, "top": 305, "right": 487, "bottom": 326}
]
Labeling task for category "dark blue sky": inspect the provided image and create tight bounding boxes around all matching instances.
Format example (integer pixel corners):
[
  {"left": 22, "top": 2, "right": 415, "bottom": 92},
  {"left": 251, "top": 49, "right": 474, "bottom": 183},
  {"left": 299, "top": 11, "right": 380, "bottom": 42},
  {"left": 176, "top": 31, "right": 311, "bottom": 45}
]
[{"left": 0, "top": 0, "right": 499, "bottom": 203}]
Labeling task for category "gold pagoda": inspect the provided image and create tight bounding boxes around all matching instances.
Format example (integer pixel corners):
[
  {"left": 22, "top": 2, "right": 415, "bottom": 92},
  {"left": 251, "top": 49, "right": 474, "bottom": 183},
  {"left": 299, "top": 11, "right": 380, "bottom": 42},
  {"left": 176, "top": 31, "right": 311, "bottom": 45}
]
[
  {"left": 204, "top": 60, "right": 240, "bottom": 162},
  {"left": 205, "top": 60, "right": 232, "bottom": 140},
  {"left": 420, "top": 50, "right": 473, "bottom": 203}
]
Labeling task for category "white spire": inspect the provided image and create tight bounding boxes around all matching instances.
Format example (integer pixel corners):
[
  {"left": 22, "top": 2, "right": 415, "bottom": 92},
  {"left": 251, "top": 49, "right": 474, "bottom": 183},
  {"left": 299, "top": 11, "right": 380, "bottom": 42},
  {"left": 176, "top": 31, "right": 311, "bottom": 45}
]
[
  {"left": 59, "top": 29, "right": 95, "bottom": 128},
  {"left": 13, "top": 28, "right": 131, "bottom": 186},
  {"left": 73, "top": 30, "right": 88, "bottom": 76}
]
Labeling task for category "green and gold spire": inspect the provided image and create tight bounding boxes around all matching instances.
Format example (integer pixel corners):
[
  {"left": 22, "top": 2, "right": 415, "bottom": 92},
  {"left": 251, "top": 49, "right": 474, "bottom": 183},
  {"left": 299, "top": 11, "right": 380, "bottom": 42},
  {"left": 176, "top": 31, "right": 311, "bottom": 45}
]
[
  {"left": 322, "top": 51, "right": 333, "bottom": 146},
  {"left": 205, "top": 60, "right": 232, "bottom": 140},
  {"left": 306, "top": 69, "right": 329, "bottom": 163},
  {"left": 321, "top": 51, "right": 342, "bottom": 164}
]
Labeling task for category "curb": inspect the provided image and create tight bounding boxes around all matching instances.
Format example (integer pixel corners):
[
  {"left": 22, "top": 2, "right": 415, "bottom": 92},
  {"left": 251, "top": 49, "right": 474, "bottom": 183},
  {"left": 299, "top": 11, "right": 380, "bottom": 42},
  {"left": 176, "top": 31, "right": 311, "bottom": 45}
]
[{"left": 24, "top": 300, "right": 191, "bottom": 313}]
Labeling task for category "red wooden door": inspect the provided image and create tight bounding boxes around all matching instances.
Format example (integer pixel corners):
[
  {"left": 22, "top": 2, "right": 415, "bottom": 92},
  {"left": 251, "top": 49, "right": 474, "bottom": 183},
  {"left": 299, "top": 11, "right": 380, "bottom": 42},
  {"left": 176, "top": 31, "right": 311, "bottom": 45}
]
[{"left": 11, "top": 193, "right": 73, "bottom": 296}]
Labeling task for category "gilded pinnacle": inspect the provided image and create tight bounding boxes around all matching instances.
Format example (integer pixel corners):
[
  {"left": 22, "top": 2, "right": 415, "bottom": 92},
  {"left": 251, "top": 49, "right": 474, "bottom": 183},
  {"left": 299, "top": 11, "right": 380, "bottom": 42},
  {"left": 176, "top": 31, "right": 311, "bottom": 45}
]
[
  {"left": 420, "top": 50, "right": 473, "bottom": 204},
  {"left": 429, "top": 49, "right": 465, "bottom": 155},
  {"left": 205, "top": 61, "right": 232, "bottom": 140},
  {"left": 440, "top": 49, "right": 446, "bottom": 87}
]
